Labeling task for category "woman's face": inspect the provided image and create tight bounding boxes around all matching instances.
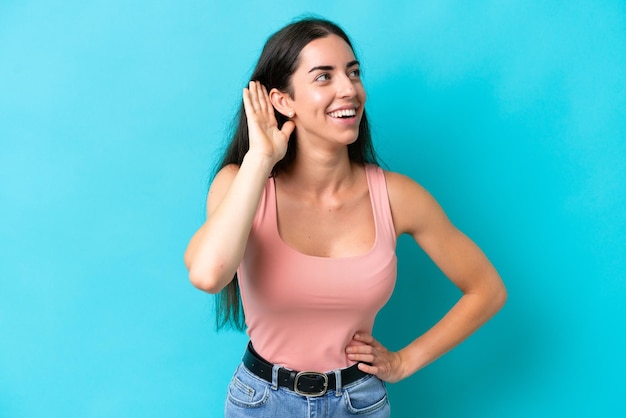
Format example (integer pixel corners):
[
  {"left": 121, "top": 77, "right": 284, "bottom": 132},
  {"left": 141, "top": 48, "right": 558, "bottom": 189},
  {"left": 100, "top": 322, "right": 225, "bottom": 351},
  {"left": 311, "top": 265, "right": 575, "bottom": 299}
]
[{"left": 287, "top": 34, "right": 366, "bottom": 149}]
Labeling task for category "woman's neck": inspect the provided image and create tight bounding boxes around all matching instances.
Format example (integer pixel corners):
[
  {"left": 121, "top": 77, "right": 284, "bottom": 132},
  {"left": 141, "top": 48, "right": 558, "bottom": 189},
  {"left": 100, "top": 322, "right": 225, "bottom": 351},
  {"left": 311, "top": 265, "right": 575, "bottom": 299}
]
[{"left": 277, "top": 146, "right": 357, "bottom": 198}]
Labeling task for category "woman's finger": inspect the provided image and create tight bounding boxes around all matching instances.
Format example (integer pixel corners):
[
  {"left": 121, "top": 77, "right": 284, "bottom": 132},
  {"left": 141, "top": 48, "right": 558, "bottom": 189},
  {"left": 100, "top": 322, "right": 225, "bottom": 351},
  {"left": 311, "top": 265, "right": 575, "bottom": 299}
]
[
  {"left": 280, "top": 120, "right": 295, "bottom": 138},
  {"left": 353, "top": 332, "right": 378, "bottom": 346},
  {"left": 346, "top": 344, "right": 373, "bottom": 355},
  {"left": 257, "top": 83, "right": 269, "bottom": 114},
  {"left": 348, "top": 352, "right": 375, "bottom": 363},
  {"left": 242, "top": 87, "right": 254, "bottom": 117},
  {"left": 248, "top": 81, "right": 261, "bottom": 113},
  {"left": 357, "top": 362, "right": 378, "bottom": 375}
]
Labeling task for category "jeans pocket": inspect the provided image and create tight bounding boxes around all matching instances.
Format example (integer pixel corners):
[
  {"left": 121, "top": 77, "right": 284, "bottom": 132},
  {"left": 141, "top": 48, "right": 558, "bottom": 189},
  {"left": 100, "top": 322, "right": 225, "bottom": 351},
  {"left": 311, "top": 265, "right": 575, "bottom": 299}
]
[
  {"left": 344, "top": 375, "right": 389, "bottom": 415},
  {"left": 226, "top": 366, "right": 270, "bottom": 409}
]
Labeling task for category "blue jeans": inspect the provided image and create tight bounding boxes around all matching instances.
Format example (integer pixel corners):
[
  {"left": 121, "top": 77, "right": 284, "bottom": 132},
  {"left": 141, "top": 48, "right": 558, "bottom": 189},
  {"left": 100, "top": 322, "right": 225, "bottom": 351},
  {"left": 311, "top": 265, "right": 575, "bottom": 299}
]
[{"left": 224, "top": 363, "right": 391, "bottom": 417}]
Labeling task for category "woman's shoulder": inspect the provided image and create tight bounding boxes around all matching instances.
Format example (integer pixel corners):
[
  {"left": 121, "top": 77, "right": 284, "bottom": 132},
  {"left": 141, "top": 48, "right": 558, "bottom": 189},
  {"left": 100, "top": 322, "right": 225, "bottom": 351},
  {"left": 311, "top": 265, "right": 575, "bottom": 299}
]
[
  {"left": 380, "top": 168, "right": 446, "bottom": 236},
  {"left": 211, "top": 163, "right": 240, "bottom": 187},
  {"left": 206, "top": 164, "right": 241, "bottom": 212},
  {"left": 215, "top": 163, "right": 240, "bottom": 177},
  {"left": 380, "top": 168, "right": 426, "bottom": 196}
]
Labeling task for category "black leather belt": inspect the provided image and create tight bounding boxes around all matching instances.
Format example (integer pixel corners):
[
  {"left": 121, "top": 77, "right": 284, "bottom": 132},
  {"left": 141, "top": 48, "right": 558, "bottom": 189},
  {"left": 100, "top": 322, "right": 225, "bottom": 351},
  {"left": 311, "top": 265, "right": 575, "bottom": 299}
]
[{"left": 242, "top": 342, "right": 369, "bottom": 397}]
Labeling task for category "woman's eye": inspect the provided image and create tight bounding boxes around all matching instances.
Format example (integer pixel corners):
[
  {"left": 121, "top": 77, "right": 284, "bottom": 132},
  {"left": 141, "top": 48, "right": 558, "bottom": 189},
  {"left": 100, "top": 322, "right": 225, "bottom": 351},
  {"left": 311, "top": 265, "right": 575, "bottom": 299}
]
[
  {"left": 315, "top": 73, "right": 330, "bottom": 82},
  {"left": 349, "top": 69, "right": 361, "bottom": 78}
]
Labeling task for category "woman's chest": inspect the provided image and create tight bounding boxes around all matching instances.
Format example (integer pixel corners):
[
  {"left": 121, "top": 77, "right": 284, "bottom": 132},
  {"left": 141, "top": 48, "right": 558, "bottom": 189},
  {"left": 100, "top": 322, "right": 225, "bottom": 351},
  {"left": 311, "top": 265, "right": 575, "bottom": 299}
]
[{"left": 276, "top": 193, "right": 375, "bottom": 258}]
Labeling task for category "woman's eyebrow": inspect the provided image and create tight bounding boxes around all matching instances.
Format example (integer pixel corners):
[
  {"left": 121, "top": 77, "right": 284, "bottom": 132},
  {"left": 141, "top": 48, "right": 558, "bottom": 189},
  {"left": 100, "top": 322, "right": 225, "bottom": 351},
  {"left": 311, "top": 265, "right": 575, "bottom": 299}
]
[
  {"left": 308, "top": 65, "right": 334, "bottom": 73},
  {"left": 308, "top": 60, "right": 360, "bottom": 73}
]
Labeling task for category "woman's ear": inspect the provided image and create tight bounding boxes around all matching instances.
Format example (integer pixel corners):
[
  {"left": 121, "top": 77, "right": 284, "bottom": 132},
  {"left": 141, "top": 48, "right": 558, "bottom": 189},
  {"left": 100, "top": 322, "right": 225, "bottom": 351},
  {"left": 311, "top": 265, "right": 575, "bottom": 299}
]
[{"left": 269, "top": 88, "right": 294, "bottom": 118}]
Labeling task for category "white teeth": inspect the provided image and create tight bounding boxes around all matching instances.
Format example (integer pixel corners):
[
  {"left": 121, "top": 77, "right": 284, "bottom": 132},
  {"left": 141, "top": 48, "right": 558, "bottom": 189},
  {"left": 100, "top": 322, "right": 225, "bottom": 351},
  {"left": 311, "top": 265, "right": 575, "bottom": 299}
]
[{"left": 328, "top": 108, "right": 356, "bottom": 118}]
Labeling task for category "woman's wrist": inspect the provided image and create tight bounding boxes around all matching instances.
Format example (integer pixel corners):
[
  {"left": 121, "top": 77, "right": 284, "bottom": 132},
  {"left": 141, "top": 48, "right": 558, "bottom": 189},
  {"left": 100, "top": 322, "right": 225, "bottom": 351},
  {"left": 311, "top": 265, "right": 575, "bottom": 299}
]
[
  {"left": 396, "top": 343, "right": 430, "bottom": 380},
  {"left": 242, "top": 151, "right": 277, "bottom": 174}
]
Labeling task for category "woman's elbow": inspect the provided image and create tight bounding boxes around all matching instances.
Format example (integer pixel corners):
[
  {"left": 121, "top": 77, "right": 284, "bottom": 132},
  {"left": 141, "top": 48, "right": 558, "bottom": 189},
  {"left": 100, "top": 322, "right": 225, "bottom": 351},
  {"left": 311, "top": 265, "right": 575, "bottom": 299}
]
[
  {"left": 491, "top": 280, "right": 508, "bottom": 312},
  {"left": 187, "top": 263, "right": 231, "bottom": 294}
]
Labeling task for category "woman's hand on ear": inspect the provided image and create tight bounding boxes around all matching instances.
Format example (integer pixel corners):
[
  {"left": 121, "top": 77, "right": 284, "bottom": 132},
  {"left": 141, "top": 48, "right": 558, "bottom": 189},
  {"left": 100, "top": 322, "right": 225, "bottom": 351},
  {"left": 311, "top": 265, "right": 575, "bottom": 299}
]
[{"left": 243, "top": 81, "right": 295, "bottom": 165}]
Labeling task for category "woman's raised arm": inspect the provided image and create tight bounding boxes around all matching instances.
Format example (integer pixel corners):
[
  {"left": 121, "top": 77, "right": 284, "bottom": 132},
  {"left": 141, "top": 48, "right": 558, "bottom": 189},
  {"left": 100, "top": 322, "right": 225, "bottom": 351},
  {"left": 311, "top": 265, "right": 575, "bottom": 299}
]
[{"left": 184, "top": 81, "right": 294, "bottom": 293}]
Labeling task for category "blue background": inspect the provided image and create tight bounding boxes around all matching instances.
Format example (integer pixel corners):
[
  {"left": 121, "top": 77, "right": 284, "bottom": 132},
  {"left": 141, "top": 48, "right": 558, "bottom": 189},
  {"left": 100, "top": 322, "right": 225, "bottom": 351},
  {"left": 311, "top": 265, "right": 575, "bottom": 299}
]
[{"left": 1, "top": 1, "right": 624, "bottom": 417}]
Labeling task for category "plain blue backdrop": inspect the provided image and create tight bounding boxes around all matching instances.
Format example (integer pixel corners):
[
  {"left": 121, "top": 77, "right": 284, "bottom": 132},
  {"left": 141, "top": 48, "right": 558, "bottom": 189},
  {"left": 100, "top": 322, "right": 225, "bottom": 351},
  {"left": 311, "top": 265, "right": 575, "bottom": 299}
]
[{"left": 1, "top": 1, "right": 624, "bottom": 417}]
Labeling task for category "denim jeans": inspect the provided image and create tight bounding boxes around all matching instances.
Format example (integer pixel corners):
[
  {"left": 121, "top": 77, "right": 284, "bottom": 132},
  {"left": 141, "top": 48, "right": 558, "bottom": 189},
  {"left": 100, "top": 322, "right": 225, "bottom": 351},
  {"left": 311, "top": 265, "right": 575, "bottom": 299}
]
[{"left": 224, "top": 363, "right": 391, "bottom": 417}]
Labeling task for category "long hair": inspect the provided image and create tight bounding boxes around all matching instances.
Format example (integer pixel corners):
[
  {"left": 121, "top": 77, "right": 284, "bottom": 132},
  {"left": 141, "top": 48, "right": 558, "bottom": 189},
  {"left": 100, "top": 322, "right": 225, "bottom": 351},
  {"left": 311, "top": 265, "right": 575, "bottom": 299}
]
[{"left": 215, "top": 17, "right": 378, "bottom": 330}]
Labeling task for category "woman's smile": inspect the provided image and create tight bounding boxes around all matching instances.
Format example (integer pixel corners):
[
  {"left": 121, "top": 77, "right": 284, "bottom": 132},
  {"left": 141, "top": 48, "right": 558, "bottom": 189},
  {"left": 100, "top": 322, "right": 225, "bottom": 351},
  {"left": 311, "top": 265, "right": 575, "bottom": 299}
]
[{"left": 326, "top": 105, "right": 360, "bottom": 126}]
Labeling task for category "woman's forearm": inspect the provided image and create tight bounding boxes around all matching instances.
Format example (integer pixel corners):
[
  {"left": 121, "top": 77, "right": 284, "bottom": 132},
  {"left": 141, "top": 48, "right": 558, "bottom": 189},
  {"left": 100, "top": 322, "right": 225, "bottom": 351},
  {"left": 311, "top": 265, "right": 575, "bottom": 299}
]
[
  {"left": 185, "top": 152, "right": 274, "bottom": 293},
  {"left": 398, "top": 281, "right": 507, "bottom": 379}
]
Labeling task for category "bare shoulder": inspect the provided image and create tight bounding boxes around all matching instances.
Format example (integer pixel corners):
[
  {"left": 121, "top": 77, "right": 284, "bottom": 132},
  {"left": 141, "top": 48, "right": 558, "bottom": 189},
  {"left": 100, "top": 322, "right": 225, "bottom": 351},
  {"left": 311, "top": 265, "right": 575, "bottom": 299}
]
[
  {"left": 206, "top": 164, "right": 240, "bottom": 215},
  {"left": 212, "top": 163, "right": 240, "bottom": 183},
  {"left": 382, "top": 169, "right": 450, "bottom": 237},
  {"left": 383, "top": 170, "right": 426, "bottom": 197}
]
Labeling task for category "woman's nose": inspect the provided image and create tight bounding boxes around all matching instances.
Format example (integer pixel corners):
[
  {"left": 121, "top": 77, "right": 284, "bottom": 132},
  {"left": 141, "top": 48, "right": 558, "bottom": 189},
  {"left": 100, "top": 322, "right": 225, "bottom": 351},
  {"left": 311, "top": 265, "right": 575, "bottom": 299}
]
[{"left": 337, "top": 74, "right": 356, "bottom": 98}]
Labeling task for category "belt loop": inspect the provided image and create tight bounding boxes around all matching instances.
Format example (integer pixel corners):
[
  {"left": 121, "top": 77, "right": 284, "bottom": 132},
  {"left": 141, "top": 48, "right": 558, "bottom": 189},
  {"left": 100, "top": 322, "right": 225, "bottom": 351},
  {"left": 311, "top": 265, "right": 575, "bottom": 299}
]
[
  {"left": 334, "top": 369, "right": 342, "bottom": 396},
  {"left": 271, "top": 364, "right": 281, "bottom": 390}
]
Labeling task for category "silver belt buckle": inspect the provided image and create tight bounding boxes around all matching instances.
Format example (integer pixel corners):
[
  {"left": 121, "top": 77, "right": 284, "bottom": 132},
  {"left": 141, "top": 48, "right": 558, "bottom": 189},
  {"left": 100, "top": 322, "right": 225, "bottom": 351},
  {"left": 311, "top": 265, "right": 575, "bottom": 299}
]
[{"left": 294, "top": 371, "right": 329, "bottom": 397}]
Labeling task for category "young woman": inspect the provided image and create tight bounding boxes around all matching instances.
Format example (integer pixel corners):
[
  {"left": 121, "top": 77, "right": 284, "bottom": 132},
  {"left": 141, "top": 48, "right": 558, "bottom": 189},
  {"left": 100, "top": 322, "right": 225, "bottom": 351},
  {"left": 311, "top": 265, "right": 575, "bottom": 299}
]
[{"left": 184, "top": 17, "right": 507, "bottom": 417}]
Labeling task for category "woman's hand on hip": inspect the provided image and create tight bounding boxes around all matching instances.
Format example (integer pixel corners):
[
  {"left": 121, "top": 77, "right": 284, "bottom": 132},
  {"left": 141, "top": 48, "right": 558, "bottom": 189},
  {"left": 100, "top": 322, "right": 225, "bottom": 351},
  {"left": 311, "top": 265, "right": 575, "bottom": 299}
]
[
  {"left": 242, "top": 81, "right": 295, "bottom": 165},
  {"left": 346, "top": 333, "right": 406, "bottom": 383}
]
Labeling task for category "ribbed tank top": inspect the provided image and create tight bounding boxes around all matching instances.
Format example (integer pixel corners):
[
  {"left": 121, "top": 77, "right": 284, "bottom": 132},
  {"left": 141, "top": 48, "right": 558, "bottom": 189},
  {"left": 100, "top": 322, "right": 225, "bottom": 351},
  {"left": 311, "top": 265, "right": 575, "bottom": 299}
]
[{"left": 237, "top": 164, "right": 397, "bottom": 372}]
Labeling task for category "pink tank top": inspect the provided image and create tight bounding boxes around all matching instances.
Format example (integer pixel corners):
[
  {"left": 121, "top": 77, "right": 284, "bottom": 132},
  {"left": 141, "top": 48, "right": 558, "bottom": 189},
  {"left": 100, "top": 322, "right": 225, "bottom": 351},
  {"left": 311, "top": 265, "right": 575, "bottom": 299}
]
[{"left": 237, "top": 164, "right": 397, "bottom": 372}]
